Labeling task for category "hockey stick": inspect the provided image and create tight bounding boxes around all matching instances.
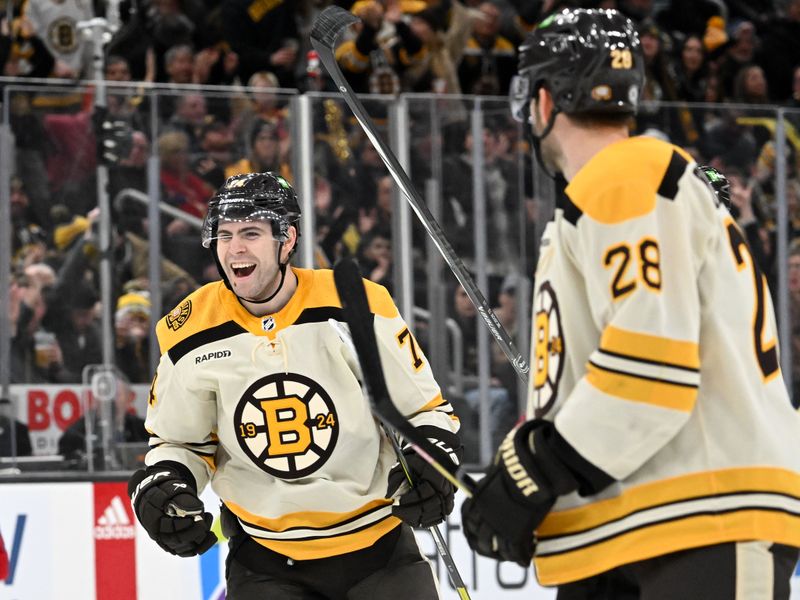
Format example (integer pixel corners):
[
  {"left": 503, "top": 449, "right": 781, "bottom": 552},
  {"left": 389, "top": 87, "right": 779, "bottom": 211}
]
[
  {"left": 333, "top": 258, "right": 476, "bottom": 495},
  {"left": 330, "top": 316, "right": 473, "bottom": 600},
  {"left": 386, "top": 432, "right": 472, "bottom": 600},
  {"left": 333, "top": 258, "right": 475, "bottom": 599},
  {"left": 311, "top": 6, "right": 530, "bottom": 384}
]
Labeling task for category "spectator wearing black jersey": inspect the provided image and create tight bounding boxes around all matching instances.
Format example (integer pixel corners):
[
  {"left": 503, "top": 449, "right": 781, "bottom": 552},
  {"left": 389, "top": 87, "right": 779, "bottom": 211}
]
[
  {"left": 756, "top": 0, "right": 800, "bottom": 102},
  {"left": 333, "top": 0, "right": 424, "bottom": 95},
  {"left": 221, "top": 0, "right": 300, "bottom": 88}
]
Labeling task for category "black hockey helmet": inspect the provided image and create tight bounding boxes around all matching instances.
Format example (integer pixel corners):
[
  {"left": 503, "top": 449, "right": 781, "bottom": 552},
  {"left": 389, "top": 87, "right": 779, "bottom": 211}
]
[
  {"left": 695, "top": 165, "right": 731, "bottom": 210},
  {"left": 510, "top": 8, "right": 644, "bottom": 123},
  {"left": 203, "top": 172, "right": 302, "bottom": 300},
  {"left": 201, "top": 172, "right": 301, "bottom": 249}
]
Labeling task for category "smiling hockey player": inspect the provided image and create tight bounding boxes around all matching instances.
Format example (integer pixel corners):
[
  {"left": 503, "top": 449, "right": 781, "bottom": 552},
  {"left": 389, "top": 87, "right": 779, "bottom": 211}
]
[{"left": 129, "top": 172, "right": 461, "bottom": 599}]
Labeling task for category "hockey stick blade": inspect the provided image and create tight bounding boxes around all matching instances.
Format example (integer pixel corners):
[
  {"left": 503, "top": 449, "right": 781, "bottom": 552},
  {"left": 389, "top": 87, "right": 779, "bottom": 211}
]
[
  {"left": 309, "top": 6, "right": 358, "bottom": 51},
  {"left": 310, "top": 8, "right": 529, "bottom": 384},
  {"left": 333, "top": 258, "right": 476, "bottom": 496}
]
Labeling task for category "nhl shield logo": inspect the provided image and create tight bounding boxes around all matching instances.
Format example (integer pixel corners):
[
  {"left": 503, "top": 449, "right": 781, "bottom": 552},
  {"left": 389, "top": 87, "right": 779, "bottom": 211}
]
[
  {"left": 166, "top": 300, "right": 192, "bottom": 331},
  {"left": 262, "top": 316, "right": 276, "bottom": 332}
]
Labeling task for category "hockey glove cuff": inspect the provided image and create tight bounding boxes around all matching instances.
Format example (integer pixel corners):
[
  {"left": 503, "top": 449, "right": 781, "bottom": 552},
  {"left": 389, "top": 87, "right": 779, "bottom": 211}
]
[
  {"left": 129, "top": 462, "right": 217, "bottom": 557},
  {"left": 387, "top": 427, "right": 462, "bottom": 528}
]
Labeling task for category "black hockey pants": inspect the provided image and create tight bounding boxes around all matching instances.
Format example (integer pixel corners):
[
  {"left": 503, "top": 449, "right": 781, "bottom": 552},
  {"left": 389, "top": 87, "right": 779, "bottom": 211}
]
[
  {"left": 556, "top": 541, "right": 799, "bottom": 600},
  {"left": 222, "top": 506, "right": 439, "bottom": 600}
]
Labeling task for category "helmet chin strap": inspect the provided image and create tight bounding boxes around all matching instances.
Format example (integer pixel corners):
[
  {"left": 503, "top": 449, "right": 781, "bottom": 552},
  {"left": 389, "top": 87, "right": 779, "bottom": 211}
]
[
  {"left": 528, "top": 106, "right": 560, "bottom": 180},
  {"left": 240, "top": 242, "right": 291, "bottom": 305}
]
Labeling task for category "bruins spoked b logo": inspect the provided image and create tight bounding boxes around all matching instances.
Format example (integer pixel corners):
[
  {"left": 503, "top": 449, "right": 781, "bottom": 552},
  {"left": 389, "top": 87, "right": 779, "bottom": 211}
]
[
  {"left": 532, "top": 281, "right": 565, "bottom": 417},
  {"left": 234, "top": 373, "right": 339, "bottom": 478}
]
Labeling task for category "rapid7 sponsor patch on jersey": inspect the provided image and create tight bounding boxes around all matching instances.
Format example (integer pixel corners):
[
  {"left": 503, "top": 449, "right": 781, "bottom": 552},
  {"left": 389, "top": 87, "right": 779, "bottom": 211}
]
[{"left": 196, "top": 350, "right": 232, "bottom": 364}]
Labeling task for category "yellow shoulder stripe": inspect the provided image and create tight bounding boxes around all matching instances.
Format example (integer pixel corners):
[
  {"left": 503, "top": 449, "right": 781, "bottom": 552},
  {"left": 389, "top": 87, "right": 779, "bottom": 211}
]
[
  {"left": 363, "top": 278, "right": 400, "bottom": 319},
  {"left": 565, "top": 137, "right": 692, "bottom": 225},
  {"left": 601, "top": 325, "right": 699, "bottom": 370},
  {"left": 310, "top": 269, "right": 398, "bottom": 319},
  {"left": 156, "top": 282, "right": 233, "bottom": 354},
  {"left": 156, "top": 271, "right": 401, "bottom": 352}
]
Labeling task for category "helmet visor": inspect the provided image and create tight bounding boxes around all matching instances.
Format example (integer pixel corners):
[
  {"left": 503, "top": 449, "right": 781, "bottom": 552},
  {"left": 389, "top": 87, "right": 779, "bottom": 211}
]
[
  {"left": 201, "top": 200, "right": 291, "bottom": 248},
  {"left": 509, "top": 75, "right": 533, "bottom": 124}
]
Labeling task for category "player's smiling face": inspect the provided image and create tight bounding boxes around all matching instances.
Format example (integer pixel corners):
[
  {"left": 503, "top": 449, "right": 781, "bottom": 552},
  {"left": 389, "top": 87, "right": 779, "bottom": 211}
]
[{"left": 216, "top": 220, "right": 283, "bottom": 301}]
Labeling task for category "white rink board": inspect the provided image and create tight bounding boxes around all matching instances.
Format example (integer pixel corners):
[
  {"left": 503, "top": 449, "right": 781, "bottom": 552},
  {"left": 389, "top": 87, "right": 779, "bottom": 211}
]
[
  {"left": 0, "top": 483, "right": 95, "bottom": 600},
  {"left": 0, "top": 481, "right": 798, "bottom": 599}
]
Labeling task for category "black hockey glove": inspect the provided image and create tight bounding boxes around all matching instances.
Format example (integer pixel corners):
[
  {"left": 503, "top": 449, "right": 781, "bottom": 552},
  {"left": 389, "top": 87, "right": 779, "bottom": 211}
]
[
  {"left": 461, "top": 420, "right": 613, "bottom": 566},
  {"left": 387, "top": 428, "right": 462, "bottom": 528},
  {"left": 128, "top": 463, "right": 217, "bottom": 557}
]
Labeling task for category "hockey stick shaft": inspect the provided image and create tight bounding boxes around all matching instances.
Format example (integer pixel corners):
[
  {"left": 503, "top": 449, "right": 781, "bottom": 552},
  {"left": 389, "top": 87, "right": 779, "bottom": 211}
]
[
  {"left": 311, "top": 5, "right": 529, "bottom": 384},
  {"left": 333, "top": 258, "right": 473, "bottom": 596},
  {"left": 333, "top": 258, "right": 477, "bottom": 497},
  {"left": 387, "top": 433, "right": 471, "bottom": 600}
]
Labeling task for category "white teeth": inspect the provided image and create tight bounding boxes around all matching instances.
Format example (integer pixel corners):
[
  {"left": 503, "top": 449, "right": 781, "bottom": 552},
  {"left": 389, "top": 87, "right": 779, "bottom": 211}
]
[{"left": 231, "top": 262, "right": 255, "bottom": 269}]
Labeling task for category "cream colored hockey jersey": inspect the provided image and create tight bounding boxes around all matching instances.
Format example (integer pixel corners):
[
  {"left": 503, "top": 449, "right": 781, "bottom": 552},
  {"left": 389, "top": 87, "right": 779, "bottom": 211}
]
[
  {"left": 529, "top": 136, "right": 800, "bottom": 585},
  {"left": 144, "top": 267, "right": 459, "bottom": 560}
]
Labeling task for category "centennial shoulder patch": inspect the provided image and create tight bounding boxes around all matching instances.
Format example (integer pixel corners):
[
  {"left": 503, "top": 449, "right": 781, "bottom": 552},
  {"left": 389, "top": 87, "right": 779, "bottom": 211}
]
[{"left": 166, "top": 300, "right": 192, "bottom": 331}]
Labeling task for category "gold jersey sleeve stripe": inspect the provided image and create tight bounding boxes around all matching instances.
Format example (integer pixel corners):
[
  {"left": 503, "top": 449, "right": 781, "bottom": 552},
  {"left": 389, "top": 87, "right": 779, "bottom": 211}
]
[
  {"left": 586, "top": 362, "right": 697, "bottom": 411},
  {"left": 538, "top": 466, "right": 800, "bottom": 536},
  {"left": 413, "top": 393, "right": 446, "bottom": 414},
  {"left": 535, "top": 509, "right": 800, "bottom": 586},
  {"left": 224, "top": 497, "right": 394, "bottom": 531},
  {"left": 253, "top": 518, "right": 401, "bottom": 560},
  {"left": 600, "top": 325, "right": 700, "bottom": 371}
]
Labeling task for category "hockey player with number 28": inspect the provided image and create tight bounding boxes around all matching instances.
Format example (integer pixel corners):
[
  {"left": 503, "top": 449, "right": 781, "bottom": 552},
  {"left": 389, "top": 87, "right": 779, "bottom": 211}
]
[
  {"left": 128, "top": 172, "right": 461, "bottom": 599},
  {"left": 461, "top": 8, "right": 800, "bottom": 598}
]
